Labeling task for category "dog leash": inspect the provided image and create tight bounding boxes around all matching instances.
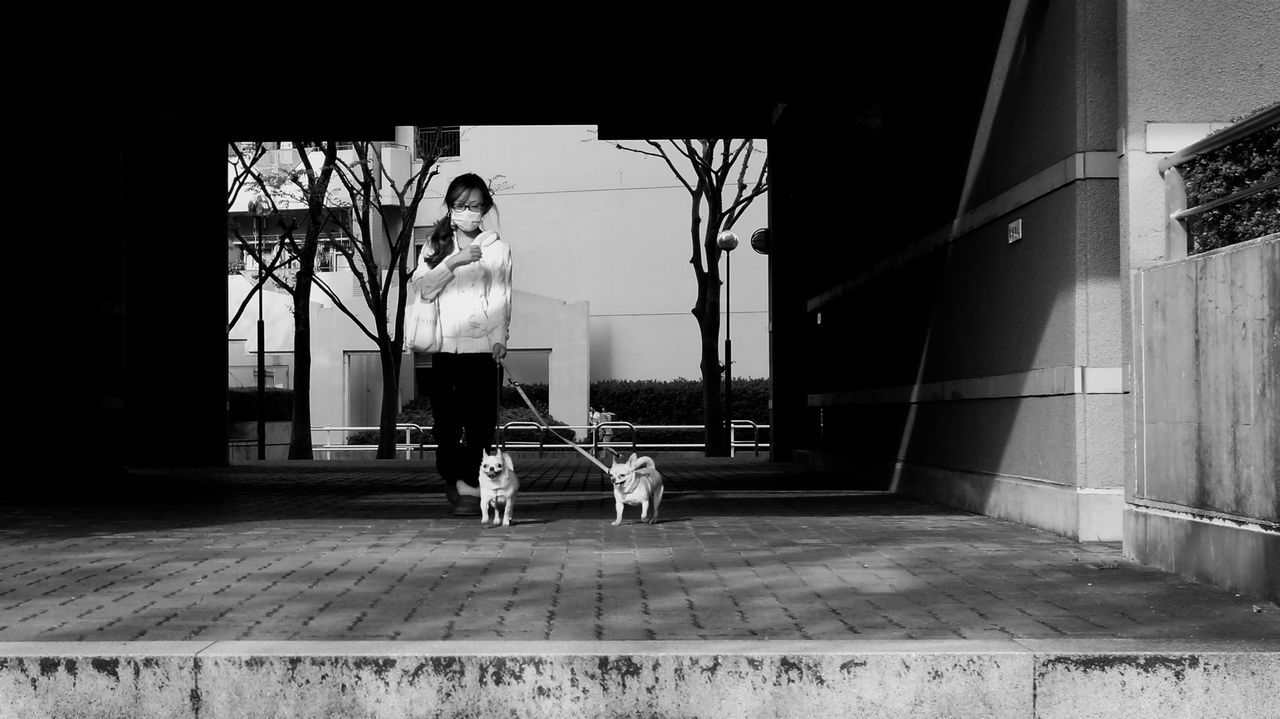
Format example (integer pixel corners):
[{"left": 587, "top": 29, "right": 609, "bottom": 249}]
[{"left": 496, "top": 358, "right": 612, "bottom": 474}]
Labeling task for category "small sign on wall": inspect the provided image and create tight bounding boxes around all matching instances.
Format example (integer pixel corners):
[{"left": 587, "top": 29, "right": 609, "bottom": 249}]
[{"left": 1008, "top": 218, "right": 1023, "bottom": 243}]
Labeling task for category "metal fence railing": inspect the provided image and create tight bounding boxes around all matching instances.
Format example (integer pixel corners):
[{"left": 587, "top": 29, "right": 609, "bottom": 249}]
[
  {"left": 313, "top": 424, "right": 428, "bottom": 460},
  {"left": 305, "top": 421, "right": 771, "bottom": 459}
]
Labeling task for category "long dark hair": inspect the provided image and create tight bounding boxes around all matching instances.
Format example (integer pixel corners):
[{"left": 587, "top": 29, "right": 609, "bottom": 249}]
[{"left": 422, "top": 173, "right": 495, "bottom": 268}]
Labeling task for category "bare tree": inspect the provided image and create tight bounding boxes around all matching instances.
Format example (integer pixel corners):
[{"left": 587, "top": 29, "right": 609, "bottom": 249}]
[
  {"left": 318, "top": 132, "right": 448, "bottom": 459},
  {"left": 227, "top": 140, "right": 341, "bottom": 458},
  {"left": 615, "top": 139, "right": 768, "bottom": 455},
  {"left": 227, "top": 131, "right": 456, "bottom": 460}
]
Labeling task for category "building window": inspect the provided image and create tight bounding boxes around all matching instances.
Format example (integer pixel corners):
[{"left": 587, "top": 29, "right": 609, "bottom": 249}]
[{"left": 416, "top": 126, "right": 460, "bottom": 160}]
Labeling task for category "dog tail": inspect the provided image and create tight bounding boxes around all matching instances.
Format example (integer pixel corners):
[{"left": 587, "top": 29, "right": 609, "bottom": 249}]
[{"left": 633, "top": 456, "right": 656, "bottom": 475}]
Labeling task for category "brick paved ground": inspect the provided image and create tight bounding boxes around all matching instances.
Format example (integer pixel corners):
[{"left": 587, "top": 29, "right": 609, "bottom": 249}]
[{"left": 2, "top": 456, "right": 1276, "bottom": 644}]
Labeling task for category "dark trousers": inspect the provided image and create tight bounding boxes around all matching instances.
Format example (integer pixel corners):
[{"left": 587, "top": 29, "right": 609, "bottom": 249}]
[{"left": 428, "top": 352, "right": 502, "bottom": 500}]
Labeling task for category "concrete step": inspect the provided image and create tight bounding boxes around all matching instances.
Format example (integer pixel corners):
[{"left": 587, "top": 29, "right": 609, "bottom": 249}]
[{"left": 3, "top": 640, "right": 1276, "bottom": 718}]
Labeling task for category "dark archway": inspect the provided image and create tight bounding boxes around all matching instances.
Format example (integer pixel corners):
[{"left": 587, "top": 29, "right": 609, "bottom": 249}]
[{"left": 43, "top": 6, "right": 1007, "bottom": 489}]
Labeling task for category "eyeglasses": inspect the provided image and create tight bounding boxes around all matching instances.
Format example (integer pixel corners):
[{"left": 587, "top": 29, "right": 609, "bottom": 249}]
[{"left": 451, "top": 202, "right": 485, "bottom": 213}]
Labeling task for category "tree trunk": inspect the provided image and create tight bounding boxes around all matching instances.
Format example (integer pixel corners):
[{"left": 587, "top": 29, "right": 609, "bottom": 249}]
[
  {"left": 698, "top": 198, "right": 729, "bottom": 457},
  {"left": 286, "top": 141, "right": 337, "bottom": 460},
  {"left": 289, "top": 268, "right": 314, "bottom": 459},
  {"left": 700, "top": 327, "right": 727, "bottom": 457},
  {"left": 376, "top": 346, "right": 402, "bottom": 459},
  {"left": 696, "top": 263, "right": 728, "bottom": 457}
]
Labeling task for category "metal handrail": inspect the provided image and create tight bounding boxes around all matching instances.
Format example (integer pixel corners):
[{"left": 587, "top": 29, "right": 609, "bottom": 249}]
[
  {"left": 1158, "top": 104, "right": 1280, "bottom": 258},
  {"left": 1158, "top": 104, "right": 1280, "bottom": 174},
  {"left": 730, "top": 419, "right": 762, "bottom": 457},
  {"left": 591, "top": 421, "right": 638, "bottom": 457},
  {"left": 304, "top": 422, "right": 772, "bottom": 458},
  {"left": 1171, "top": 175, "right": 1280, "bottom": 221},
  {"left": 313, "top": 424, "right": 428, "bottom": 459},
  {"left": 498, "top": 421, "right": 549, "bottom": 456}
]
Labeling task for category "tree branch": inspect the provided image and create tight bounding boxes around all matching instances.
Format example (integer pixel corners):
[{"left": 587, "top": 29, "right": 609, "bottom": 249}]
[
  {"left": 227, "top": 271, "right": 267, "bottom": 334},
  {"left": 723, "top": 155, "right": 769, "bottom": 228},
  {"left": 274, "top": 216, "right": 303, "bottom": 260},
  {"left": 227, "top": 143, "right": 266, "bottom": 211},
  {"left": 725, "top": 138, "right": 750, "bottom": 172},
  {"left": 308, "top": 271, "right": 379, "bottom": 344},
  {"left": 642, "top": 141, "right": 697, "bottom": 195},
  {"left": 230, "top": 226, "right": 296, "bottom": 297},
  {"left": 717, "top": 139, "right": 733, "bottom": 188},
  {"left": 680, "top": 139, "right": 715, "bottom": 176},
  {"left": 614, "top": 142, "right": 665, "bottom": 161},
  {"left": 330, "top": 151, "right": 376, "bottom": 269}
]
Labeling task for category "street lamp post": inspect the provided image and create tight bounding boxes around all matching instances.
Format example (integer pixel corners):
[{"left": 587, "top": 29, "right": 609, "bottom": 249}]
[
  {"left": 717, "top": 230, "right": 739, "bottom": 457},
  {"left": 248, "top": 196, "right": 268, "bottom": 460}
]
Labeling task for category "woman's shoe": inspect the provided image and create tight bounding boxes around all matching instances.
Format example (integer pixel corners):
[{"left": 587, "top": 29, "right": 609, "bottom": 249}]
[{"left": 443, "top": 475, "right": 462, "bottom": 506}]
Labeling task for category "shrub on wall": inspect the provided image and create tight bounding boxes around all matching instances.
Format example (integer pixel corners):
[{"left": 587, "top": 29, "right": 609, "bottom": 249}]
[
  {"left": 227, "top": 387, "right": 294, "bottom": 422},
  {"left": 1182, "top": 102, "right": 1280, "bottom": 254}
]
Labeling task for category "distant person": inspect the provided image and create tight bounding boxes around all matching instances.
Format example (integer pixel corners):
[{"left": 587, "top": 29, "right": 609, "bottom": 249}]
[
  {"left": 409, "top": 173, "right": 513, "bottom": 515},
  {"left": 597, "top": 407, "right": 616, "bottom": 446}
]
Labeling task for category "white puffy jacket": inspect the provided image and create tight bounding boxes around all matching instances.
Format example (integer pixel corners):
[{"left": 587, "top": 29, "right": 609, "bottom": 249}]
[{"left": 409, "top": 230, "right": 512, "bottom": 353}]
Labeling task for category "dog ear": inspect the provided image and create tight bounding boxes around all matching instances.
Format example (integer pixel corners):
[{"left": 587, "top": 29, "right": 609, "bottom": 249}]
[{"left": 627, "top": 452, "right": 637, "bottom": 466}]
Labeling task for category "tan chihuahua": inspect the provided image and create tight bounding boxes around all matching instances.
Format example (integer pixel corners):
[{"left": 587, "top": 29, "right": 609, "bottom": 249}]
[{"left": 609, "top": 452, "right": 664, "bottom": 525}]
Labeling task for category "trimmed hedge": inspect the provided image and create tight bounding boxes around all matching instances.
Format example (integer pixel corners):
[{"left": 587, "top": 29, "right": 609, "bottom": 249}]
[
  {"left": 590, "top": 377, "right": 770, "bottom": 445},
  {"left": 227, "top": 387, "right": 294, "bottom": 422},
  {"left": 1182, "top": 102, "right": 1280, "bottom": 254}
]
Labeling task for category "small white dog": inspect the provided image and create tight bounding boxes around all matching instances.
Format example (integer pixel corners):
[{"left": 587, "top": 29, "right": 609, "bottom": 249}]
[
  {"left": 609, "top": 452, "right": 664, "bottom": 525},
  {"left": 477, "top": 447, "right": 520, "bottom": 526}
]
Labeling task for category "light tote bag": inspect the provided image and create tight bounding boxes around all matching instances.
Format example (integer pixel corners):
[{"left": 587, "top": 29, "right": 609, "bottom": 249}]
[{"left": 407, "top": 295, "right": 443, "bottom": 353}]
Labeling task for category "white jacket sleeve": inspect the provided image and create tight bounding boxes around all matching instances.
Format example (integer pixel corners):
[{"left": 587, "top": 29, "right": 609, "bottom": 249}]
[
  {"left": 487, "top": 242, "right": 513, "bottom": 348},
  {"left": 410, "top": 256, "right": 455, "bottom": 301}
]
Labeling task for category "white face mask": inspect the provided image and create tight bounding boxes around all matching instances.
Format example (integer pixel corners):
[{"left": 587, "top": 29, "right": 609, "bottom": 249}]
[{"left": 452, "top": 209, "right": 483, "bottom": 232}]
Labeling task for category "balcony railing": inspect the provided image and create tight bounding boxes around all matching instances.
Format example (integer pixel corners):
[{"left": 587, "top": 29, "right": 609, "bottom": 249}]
[
  {"left": 1158, "top": 104, "right": 1280, "bottom": 258},
  {"left": 229, "top": 236, "right": 357, "bottom": 276}
]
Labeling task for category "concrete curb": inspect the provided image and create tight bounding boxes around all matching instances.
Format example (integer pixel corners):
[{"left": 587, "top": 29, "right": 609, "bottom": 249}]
[{"left": 3, "top": 640, "right": 1277, "bottom": 718}]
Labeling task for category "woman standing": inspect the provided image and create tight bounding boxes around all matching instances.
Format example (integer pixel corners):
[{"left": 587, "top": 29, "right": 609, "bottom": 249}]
[{"left": 410, "top": 173, "right": 513, "bottom": 514}]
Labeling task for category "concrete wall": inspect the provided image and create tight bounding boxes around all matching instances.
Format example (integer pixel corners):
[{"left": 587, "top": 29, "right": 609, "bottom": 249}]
[
  {"left": 1117, "top": 0, "right": 1280, "bottom": 600},
  {"left": 806, "top": 0, "right": 1124, "bottom": 541},
  {"left": 1128, "top": 236, "right": 1280, "bottom": 600},
  {"left": 4, "top": 641, "right": 1276, "bottom": 719},
  {"left": 507, "top": 291, "right": 591, "bottom": 433}
]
